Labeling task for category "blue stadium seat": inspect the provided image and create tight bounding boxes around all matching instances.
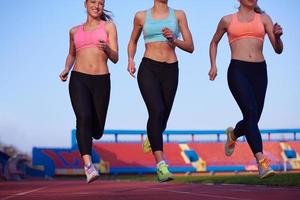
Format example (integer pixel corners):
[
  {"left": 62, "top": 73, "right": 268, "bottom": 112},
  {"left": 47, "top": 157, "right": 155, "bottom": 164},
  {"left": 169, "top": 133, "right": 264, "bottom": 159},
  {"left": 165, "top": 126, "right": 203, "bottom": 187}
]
[
  {"left": 284, "top": 149, "right": 297, "bottom": 159},
  {"left": 184, "top": 150, "right": 199, "bottom": 162}
]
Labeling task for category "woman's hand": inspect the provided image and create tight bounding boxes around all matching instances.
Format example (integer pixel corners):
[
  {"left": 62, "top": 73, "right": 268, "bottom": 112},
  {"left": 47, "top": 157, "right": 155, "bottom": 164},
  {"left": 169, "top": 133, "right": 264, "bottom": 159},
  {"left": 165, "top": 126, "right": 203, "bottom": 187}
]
[
  {"left": 162, "top": 27, "right": 175, "bottom": 42},
  {"left": 127, "top": 58, "right": 136, "bottom": 78},
  {"left": 59, "top": 68, "right": 70, "bottom": 82},
  {"left": 208, "top": 66, "right": 217, "bottom": 81},
  {"left": 273, "top": 23, "right": 283, "bottom": 39},
  {"left": 98, "top": 40, "right": 110, "bottom": 52}
]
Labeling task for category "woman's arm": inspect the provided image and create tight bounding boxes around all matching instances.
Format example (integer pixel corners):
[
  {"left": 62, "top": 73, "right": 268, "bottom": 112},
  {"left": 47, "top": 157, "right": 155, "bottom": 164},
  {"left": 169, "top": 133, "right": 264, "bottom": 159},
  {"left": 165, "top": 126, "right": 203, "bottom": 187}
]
[
  {"left": 164, "top": 10, "right": 194, "bottom": 53},
  {"left": 209, "top": 16, "right": 228, "bottom": 81},
  {"left": 127, "top": 11, "right": 144, "bottom": 77},
  {"left": 103, "top": 22, "right": 119, "bottom": 63},
  {"left": 263, "top": 14, "right": 283, "bottom": 54},
  {"left": 59, "top": 28, "right": 76, "bottom": 82}
]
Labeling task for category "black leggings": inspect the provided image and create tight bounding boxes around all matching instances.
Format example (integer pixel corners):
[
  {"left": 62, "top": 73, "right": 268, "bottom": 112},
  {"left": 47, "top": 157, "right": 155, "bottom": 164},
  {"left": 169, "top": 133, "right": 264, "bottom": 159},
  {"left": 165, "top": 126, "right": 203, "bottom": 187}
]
[
  {"left": 69, "top": 71, "right": 110, "bottom": 156},
  {"left": 137, "top": 57, "right": 178, "bottom": 152},
  {"left": 227, "top": 59, "right": 268, "bottom": 155}
]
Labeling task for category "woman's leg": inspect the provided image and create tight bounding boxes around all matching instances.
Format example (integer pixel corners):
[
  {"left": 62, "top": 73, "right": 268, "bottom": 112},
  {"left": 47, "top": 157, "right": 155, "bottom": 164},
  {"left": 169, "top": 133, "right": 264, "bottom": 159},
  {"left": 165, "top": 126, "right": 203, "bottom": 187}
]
[
  {"left": 228, "top": 60, "right": 273, "bottom": 178},
  {"left": 91, "top": 74, "right": 111, "bottom": 140},
  {"left": 227, "top": 60, "right": 263, "bottom": 155},
  {"left": 138, "top": 58, "right": 177, "bottom": 182},
  {"left": 69, "top": 72, "right": 100, "bottom": 183},
  {"left": 138, "top": 61, "right": 166, "bottom": 161},
  {"left": 248, "top": 62, "right": 268, "bottom": 161},
  {"left": 159, "top": 64, "right": 179, "bottom": 133},
  {"left": 69, "top": 72, "right": 94, "bottom": 161}
]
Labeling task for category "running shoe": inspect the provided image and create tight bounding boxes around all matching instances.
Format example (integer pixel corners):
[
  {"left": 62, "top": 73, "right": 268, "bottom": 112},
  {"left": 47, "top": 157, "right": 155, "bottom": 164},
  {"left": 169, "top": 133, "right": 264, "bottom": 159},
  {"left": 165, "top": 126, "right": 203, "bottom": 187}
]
[
  {"left": 84, "top": 164, "right": 99, "bottom": 183},
  {"left": 142, "top": 137, "right": 152, "bottom": 153},
  {"left": 157, "top": 162, "right": 174, "bottom": 183},
  {"left": 225, "top": 127, "right": 236, "bottom": 156},
  {"left": 258, "top": 158, "right": 275, "bottom": 179}
]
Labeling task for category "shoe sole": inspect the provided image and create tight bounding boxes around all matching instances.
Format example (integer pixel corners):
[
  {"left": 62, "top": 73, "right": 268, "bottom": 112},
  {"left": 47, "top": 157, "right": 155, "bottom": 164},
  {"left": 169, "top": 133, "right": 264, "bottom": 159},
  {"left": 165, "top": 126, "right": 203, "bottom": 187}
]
[
  {"left": 260, "top": 171, "right": 275, "bottom": 179},
  {"left": 87, "top": 174, "right": 99, "bottom": 184},
  {"left": 225, "top": 128, "right": 234, "bottom": 157},
  {"left": 158, "top": 176, "right": 174, "bottom": 183}
]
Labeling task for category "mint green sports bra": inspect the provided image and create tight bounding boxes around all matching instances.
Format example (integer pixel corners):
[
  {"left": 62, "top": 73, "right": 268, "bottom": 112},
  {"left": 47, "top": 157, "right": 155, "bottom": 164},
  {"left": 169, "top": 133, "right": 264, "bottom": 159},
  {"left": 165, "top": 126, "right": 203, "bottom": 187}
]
[{"left": 143, "top": 8, "right": 179, "bottom": 43}]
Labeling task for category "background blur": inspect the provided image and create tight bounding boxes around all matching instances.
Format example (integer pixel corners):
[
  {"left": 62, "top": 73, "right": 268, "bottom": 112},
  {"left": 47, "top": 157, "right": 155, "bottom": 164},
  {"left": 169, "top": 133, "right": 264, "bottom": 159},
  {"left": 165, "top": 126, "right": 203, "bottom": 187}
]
[{"left": 0, "top": 0, "right": 299, "bottom": 154}]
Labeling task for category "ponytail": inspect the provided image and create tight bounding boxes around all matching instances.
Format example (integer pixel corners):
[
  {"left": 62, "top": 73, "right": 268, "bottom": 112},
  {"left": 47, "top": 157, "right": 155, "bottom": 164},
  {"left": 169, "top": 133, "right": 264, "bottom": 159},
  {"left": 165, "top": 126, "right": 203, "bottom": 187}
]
[
  {"left": 85, "top": 0, "right": 114, "bottom": 22},
  {"left": 254, "top": 5, "right": 265, "bottom": 14},
  {"left": 237, "top": 4, "right": 265, "bottom": 14},
  {"left": 100, "top": 9, "right": 113, "bottom": 21}
]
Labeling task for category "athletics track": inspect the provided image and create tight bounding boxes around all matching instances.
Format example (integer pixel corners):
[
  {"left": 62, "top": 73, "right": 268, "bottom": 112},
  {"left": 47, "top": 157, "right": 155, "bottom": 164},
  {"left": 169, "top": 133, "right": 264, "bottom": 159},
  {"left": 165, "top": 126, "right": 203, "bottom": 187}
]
[{"left": 0, "top": 179, "right": 299, "bottom": 200}]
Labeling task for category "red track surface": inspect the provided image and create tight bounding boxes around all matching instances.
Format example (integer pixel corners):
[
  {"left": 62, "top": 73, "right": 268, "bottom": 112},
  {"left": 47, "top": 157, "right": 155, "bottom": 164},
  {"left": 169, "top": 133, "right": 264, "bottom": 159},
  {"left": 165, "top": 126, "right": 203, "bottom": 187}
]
[{"left": 0, "top": 179, "right": 299, "bottom": 200}]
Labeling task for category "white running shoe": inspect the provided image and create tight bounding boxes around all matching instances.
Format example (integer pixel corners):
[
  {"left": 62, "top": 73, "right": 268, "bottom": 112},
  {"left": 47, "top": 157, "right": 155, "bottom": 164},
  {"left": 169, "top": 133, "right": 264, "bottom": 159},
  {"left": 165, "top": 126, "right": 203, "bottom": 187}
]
[{"left": 84, "top": 164, "right": 99, "bottom": 183}]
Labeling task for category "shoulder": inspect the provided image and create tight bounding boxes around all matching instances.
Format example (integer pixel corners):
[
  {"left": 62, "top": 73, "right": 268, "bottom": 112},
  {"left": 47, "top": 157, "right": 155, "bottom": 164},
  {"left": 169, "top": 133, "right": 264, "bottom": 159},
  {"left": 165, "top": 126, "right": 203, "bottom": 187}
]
[
  {"left": 69, "top": 25, "right": 81, "bottom": 35},
  {"left": 134, "top": 10, "right": 147, "bottom": 20},
  {"left": 173, "top": 9, "right": 186, "bottom": 19},
  {"left": 104, "top": 21, "right": 116, "bottom": 30},
  {"left": 133, "top": 10, "right": 147, "bottom": 26},
  {"left": 174, "top": 9, "right": 185, "bottom": 16},
  {"left": 260, "top": 13, "right": 273, "bottom": 25},
  {"left": 216, "top": 14, "right": 233, "bottom": 30},
  {"left": 221, "top": 14, "right": 233, "bottom": 25}
]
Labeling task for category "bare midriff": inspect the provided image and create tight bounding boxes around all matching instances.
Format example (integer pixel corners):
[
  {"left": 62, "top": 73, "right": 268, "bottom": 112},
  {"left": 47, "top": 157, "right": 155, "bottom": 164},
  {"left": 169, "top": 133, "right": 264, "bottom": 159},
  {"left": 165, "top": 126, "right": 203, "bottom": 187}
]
[
  {"left": 73, "top": 48, "right": 109, "bottom": 75},
  {"left": 144, "top": 42, "right": 177, "bottom": 63},
  {"left": 230, "top": 38, "right": 264, "bottom": 62}
]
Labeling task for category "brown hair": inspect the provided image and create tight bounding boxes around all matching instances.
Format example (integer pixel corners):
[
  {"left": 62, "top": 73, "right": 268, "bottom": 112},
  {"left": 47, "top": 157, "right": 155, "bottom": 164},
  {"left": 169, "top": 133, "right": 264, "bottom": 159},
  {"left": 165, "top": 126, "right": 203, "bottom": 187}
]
[
  {"left": 254, "top": 5, "right": 265, "bottom": 14},
  {"left": 85, "top": 0, "right": 113, "bottom": 21},
  {"left": 237, "top": 3, "right": 265, "bottom": 14},
  {"left": 100, "top": 9, "right": 113, "bottom": 21}
]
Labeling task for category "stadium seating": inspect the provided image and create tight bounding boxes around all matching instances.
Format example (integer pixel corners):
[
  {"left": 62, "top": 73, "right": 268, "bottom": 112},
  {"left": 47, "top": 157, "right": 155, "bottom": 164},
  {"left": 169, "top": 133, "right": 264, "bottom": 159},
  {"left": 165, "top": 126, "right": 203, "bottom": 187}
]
[{"left": 31, "top": 129, "right": 300, "bottom": 176}]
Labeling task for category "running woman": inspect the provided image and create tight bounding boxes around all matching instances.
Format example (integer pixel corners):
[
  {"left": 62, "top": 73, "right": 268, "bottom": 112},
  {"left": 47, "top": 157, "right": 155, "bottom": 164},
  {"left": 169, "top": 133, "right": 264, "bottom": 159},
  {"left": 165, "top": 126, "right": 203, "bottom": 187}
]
[
  {"left": 127, "top": 0, "right": 194, "bottom": 182},
  {"left": 209, "top": 0, "right": 283, "bottom": 179},
  {"left": 59, "top": 0, "right": 118, "bottom": 183}
]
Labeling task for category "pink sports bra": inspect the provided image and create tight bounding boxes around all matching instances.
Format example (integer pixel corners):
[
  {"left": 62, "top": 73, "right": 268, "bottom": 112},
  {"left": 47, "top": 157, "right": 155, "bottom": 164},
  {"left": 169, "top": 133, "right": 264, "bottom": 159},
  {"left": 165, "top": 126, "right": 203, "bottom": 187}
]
[{"left": 73, "top": 21, "right": 108, "bottom": 51}]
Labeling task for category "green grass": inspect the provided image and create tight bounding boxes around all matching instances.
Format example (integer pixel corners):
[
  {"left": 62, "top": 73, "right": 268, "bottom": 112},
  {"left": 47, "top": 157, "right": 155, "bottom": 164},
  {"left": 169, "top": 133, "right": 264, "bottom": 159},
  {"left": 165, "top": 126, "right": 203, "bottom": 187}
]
[{"left": 100, "top": 173, "right": 300, "bottom": 187}]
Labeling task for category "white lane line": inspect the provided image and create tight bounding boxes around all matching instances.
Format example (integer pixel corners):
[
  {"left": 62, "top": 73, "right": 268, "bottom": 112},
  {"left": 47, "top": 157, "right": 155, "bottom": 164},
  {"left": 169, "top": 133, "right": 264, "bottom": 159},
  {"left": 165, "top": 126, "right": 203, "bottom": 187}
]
[
  {"left": 149, "top": 187, "right": 252, "bottom": 200},
  {"left": 0, "top": 186, "right": 48, "bottom": 200}
]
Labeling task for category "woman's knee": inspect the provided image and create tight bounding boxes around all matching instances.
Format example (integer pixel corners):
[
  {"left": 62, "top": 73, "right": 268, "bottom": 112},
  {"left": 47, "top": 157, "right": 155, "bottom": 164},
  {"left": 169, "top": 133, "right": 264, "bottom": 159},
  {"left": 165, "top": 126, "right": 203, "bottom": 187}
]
[
  {"left": 149, "top": 106, "right": 165, "bottom": 120},
  {"left": 76, "top": 113, "right": 93, "bottom": 128},
  {"left": 244, "top": 107, "right": 259, "bottom": 122}
]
